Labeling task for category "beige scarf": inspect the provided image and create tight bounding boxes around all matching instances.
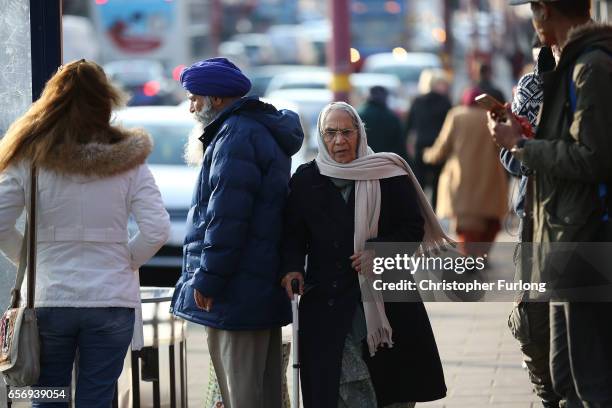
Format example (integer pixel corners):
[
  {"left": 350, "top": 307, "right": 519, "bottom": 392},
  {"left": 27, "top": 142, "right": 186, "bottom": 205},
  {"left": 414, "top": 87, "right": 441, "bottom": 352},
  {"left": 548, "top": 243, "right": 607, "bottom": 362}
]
[{"left": 315, "top": 102, "right": 452, "bottom": 356}]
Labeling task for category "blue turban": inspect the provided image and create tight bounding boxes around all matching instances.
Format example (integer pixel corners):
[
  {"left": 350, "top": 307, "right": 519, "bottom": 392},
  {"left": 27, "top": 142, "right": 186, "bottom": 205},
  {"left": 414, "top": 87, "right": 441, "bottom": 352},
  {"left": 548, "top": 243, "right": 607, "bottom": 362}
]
[{"left": 180, "top": 57, "right": 251, "bottom": 97}]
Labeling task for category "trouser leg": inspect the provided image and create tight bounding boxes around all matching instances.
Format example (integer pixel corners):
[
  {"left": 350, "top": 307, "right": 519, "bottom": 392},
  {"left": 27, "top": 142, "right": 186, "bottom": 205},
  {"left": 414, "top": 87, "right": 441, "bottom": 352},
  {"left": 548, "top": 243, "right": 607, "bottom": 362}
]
[
  {"left": 262, "top": 328, "right": 283, "bottom": 407},
  {"left": 508, "top": 301, "right": 561, "bottom": 406},
  {"left": 565, "top": 302, "right": 612, "bottom": 407},
  {"left": 32, "top": 308, "right": 78, "bottom": 408},
  {"left": 75, "top": 308, "right": 134, "bottom": 408},
  {"left": 207, "top": 327, "right": 282, "bottom": 408},
  {"left": 550, "top": 303, "right": 580, "bottom": 407}
]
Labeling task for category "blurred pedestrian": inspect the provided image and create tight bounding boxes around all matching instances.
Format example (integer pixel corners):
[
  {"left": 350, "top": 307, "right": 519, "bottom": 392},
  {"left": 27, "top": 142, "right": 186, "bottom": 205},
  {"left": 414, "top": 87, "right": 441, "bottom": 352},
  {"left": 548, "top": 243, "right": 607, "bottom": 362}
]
[
  {"left": 502, "top": 42, "right": 562, "bottom": 408},
  {"left": 405, "top": 69, "right": 452, "bottom": 209},
  {"left": 424, "top": 87, "right": 508, "bottom": 258},
  {"left": 170, "top": 57, "right": 304, "bottom": 408},
  {"left": 281, "top": 101, "right": 447, "bottom": 408},
  {"left": 476, "top": 61, "right": 507, "bottom": 104},
  {"left": 0, "top": 59, "right": 170, "bottom": 408},
  {"left": 490, "top": 0, "right": 612, "bottom": 405},
  {"left": 357, "top": 85, "right": 407, "bottom": 160}
]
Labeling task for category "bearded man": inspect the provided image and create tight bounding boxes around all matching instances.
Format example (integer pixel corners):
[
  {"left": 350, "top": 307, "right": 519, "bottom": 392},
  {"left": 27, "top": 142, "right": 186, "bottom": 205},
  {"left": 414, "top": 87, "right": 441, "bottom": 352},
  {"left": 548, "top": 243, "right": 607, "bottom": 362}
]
[{"left": 170, "top": 57, "right": 303, "bottom": 408}]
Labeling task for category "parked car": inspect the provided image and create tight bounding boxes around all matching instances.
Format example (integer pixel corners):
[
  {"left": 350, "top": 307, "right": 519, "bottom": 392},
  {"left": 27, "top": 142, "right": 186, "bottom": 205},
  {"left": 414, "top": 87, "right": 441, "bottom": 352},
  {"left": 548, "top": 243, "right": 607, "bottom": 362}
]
[
  {"left": 265, "top": 71, "right": 408, "bottom": 117},
  {"left": 113, "top": 106, "right": 199, "bottom": 286},
  {"left": 105, "top": 59, "right": 182, "bottom": 106},
  {"left": 245, "top": 64, "right": 328, "bottom": 97},
  {"left": 361, "top": 51, "right": 442, "bottom": 98},
  {"left": 265, "top": 88, "right": 332, "bottom": 153}
]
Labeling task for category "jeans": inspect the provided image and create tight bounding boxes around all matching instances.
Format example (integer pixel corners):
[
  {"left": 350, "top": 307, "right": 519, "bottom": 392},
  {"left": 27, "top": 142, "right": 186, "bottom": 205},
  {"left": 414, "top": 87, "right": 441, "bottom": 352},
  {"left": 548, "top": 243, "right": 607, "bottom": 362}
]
[{"left": 32, "top": 307, "right": 135, "bottom": 408}]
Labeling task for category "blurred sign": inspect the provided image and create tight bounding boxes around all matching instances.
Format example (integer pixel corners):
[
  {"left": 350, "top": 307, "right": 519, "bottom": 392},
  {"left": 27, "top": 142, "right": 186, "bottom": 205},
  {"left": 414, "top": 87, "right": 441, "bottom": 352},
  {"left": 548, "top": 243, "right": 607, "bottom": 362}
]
[{"left": 92, "top": 0, "right": 181, "bottom": 62}]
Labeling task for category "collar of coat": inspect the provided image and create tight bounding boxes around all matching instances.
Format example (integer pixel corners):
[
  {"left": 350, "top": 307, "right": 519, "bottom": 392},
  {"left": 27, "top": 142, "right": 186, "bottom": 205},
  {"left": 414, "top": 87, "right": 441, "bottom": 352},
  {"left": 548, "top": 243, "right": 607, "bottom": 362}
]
[
  {"left": 40, "top": 127, "right": 152, "bottom": 177},
  {"left": 558, "top": 21, "right": 612, "bottom": 71},
  {"left": 197, "top": 96, "right": 274, "bottom": 146}
]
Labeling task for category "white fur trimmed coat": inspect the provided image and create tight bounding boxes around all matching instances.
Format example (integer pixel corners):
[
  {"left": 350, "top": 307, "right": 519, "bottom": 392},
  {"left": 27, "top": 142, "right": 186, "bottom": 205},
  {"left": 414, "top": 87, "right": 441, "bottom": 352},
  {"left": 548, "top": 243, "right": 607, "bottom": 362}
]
[{"left": 0, "top": 128, "right": 170, "bottom": 312}]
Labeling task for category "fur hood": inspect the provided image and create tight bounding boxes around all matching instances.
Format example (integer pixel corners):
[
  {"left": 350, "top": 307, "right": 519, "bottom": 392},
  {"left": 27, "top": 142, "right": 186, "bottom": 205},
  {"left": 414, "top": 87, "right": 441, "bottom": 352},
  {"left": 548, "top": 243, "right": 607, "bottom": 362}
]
[
  {"left": 566, "top": 21, "right": 612, "bottom": 46},
  {"left": 556, "top": 21, "right": 612, "bottom": 71},
  {"left": 40, "top": 127, "right": 153, "bottom": 178}
]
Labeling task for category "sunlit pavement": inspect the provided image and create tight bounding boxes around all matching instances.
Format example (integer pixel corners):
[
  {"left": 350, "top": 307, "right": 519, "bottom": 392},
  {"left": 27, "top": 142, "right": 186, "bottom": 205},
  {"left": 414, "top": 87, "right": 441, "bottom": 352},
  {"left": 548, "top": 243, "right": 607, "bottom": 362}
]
[{"left": 183, "top": 230, "right": 541, "bottom": 408}]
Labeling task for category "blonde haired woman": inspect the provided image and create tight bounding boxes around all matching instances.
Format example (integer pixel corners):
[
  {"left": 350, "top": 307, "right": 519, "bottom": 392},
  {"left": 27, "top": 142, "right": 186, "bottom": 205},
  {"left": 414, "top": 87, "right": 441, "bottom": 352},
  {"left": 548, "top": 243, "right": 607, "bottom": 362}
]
[{"left": 0, "top": 59, "right": 170, "bottom": 407}]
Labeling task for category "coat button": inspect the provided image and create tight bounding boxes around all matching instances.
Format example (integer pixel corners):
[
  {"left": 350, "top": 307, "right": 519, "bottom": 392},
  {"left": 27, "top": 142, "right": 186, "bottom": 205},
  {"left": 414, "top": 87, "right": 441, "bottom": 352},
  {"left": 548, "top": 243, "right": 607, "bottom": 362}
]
[
  {"left": 331, "top": 281, "right": 338, "bottom": 289},
  {"left": 328, "top": 299, "right": 335, "bottom": 306},
  {"left": 333, "top": 241, "right": 340, "bottom": 249},
  {"left": 336, "top": 261, "right": 342, "bottom": 269}
]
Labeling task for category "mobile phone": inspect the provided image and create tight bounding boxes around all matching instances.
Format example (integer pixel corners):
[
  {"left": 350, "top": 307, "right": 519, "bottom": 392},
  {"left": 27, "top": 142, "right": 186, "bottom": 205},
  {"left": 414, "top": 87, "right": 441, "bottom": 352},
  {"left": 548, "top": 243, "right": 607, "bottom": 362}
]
[{"left": 475, "top": 93, "right": 507, "bottom": 120}]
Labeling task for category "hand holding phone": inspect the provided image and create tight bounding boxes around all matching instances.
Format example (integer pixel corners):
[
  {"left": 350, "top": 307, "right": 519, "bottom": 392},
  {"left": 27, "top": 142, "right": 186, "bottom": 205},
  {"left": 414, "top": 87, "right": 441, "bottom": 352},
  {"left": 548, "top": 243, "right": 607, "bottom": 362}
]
[{"left": 475, "top": 94, "right": 507, "bottom": 121}]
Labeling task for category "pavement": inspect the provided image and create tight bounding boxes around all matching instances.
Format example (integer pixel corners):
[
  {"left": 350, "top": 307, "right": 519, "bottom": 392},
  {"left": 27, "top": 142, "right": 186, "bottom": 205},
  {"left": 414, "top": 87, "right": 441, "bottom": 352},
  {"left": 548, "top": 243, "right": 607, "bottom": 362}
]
[
  {"left": 1, "top": 216, "right": 545, "bottom": 408},
  {"left": 181, "top": 228, "right": 543, "bottom": 408}
]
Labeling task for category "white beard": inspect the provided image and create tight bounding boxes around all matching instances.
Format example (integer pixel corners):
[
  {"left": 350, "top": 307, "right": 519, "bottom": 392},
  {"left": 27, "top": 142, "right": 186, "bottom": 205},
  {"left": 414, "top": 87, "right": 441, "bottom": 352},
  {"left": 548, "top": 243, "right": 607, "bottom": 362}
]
[
  {"left": 184, "top": 97, "right": 217, "bottom": 167},
  {"left": 184, "top": 121, "right": 205, "bottom": 167}
]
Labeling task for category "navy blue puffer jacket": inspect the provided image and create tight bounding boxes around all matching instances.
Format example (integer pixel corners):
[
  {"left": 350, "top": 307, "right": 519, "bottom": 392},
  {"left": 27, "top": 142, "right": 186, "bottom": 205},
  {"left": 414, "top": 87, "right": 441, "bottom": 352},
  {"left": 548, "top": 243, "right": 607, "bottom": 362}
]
[{"left": 170, "top": 97, "right": 303, "bottom": 329}]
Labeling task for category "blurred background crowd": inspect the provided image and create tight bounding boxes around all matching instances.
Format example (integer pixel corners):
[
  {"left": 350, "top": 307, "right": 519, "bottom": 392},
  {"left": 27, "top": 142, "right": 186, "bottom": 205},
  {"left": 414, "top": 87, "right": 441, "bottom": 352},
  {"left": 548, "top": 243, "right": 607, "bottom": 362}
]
[{"left": 3, "top": 0, "right": 612, "bottom": 286}]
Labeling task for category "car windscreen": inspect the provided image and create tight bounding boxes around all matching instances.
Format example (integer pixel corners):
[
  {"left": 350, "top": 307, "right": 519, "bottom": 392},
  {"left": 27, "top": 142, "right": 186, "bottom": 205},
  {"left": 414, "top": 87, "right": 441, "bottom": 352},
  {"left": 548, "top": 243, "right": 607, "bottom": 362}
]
[
  {"left": 121, "top": 123, "right": 193, "bottom": 165},
  {"left": 279, "top": 82, "right": 327, "bottom": 90},
  {"left": 370, "top": 65, "right": 431, "bottom": 83},
  {"left": 106, "top": 63, "right": 164, "bottom": 86}
]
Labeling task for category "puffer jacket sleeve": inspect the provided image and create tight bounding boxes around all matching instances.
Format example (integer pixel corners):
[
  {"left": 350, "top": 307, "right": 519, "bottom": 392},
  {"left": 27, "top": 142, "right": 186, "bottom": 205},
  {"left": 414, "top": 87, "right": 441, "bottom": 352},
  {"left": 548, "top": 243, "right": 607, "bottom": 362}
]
[
  {"left": 191, "top": 125, "right": 263, "bottom": 298},
  {"left": 280, "top": 173, "right": 308, "bottom": 277},
  {"left": 128, "top": 164, "right": 171, "bottom": 270},
  {"left": 0, "top": 164, "right": 25, "bottom": 264}
]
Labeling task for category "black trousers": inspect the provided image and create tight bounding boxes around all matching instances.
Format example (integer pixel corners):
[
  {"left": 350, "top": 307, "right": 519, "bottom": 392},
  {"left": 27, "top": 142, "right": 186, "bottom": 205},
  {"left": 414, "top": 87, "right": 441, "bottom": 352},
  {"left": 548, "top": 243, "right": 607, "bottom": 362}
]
[{"left": 550, "top": 302, "right": 612, "bottom": 408}]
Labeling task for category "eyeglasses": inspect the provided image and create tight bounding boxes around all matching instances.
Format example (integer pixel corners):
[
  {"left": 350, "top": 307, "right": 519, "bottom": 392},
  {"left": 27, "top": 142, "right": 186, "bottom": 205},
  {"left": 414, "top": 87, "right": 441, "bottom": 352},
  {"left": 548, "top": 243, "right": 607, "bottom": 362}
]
[{"left": 322, "top": 128, "right": 357, "bottom": 141}]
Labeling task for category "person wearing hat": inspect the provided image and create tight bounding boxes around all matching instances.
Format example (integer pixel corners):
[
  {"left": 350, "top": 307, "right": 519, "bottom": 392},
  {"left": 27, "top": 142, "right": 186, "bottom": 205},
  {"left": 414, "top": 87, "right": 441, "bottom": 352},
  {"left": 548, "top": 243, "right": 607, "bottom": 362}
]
[
  {"left": 489, "top": 1, "right": 612, "bottom": 406},
  {"left": 170, "top": 57, "right": 304, "bottom": 408},
  {"left": 502, "top": 39, "right": 561, "bottom": 408}
]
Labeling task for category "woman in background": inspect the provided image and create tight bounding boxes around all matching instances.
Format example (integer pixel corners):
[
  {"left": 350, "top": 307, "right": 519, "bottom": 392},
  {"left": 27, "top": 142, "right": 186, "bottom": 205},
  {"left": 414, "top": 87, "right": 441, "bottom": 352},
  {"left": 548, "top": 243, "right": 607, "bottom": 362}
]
[{"left": 423, "top": 87, "right": 508, "bottom": 258}]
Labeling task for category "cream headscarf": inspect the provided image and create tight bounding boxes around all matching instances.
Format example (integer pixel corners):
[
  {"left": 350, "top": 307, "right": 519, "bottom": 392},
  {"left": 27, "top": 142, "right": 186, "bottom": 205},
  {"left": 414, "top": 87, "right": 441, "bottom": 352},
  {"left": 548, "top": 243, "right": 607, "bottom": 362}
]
[{"left": 315, "top": 101, "right": 452, "bottom": 356}]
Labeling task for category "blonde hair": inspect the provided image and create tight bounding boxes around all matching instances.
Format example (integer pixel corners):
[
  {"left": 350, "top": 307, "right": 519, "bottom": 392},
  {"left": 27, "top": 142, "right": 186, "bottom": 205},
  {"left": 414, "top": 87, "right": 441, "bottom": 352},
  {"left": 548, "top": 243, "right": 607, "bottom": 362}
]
[
  {"left": 0, "top": 59, "right": 126, "bottom": 172},
  {"left": 417, "top": 68, "right": 449, "bottom": 95}
]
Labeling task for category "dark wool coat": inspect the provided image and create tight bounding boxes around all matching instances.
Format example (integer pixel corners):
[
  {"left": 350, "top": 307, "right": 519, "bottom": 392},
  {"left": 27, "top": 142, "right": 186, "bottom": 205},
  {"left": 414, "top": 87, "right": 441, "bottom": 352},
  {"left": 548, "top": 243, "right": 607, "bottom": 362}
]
[
  {"left": 358, "top": 101, "right": 407, "bottom": 160},
  {"left": 171, "top": 97, "right": 304, "bottom": 329},
  {"left": 282, "top": 161, "right": 446, "bottom": 407}
]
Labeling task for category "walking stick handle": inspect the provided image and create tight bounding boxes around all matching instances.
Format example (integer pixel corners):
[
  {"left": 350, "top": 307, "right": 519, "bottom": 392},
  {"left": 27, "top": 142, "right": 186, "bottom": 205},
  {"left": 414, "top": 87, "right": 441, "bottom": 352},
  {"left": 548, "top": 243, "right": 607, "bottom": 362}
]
[{"left": 291, "top": 278, "right": 300, "bottom": 295}]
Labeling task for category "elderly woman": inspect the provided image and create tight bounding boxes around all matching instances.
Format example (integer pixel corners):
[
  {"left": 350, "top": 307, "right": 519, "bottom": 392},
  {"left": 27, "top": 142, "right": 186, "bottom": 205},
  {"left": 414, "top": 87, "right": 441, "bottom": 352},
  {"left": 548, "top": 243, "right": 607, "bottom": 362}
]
[{"left": 281, "top": 102, "right": 447, "bottom": 408}]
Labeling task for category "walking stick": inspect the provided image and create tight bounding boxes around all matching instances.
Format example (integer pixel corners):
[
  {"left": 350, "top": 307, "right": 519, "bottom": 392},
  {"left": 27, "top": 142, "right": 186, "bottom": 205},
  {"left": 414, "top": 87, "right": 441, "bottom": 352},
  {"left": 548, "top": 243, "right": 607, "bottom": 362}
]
[{"left": 291, "top": 279, "right": 300, "bottom": 408}]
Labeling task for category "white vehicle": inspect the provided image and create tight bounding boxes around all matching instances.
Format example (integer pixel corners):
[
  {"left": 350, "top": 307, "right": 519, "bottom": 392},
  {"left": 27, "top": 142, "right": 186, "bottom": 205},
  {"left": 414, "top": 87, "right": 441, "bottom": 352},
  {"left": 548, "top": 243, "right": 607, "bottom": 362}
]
[
  {"left": 113, "top": 106, "right": 199, "bottom": 285},
  {"left": 362, "top": 52, "right": 443, "bottom": 97},
  {"left": 245, "top": 64, "right": 328, "bottom": 97},
  {"left": 265, "top": 71, "right": 408, "bottom": 117},
  {"left": 265, "top": 88, "right": 332, "bottom": 154}
]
